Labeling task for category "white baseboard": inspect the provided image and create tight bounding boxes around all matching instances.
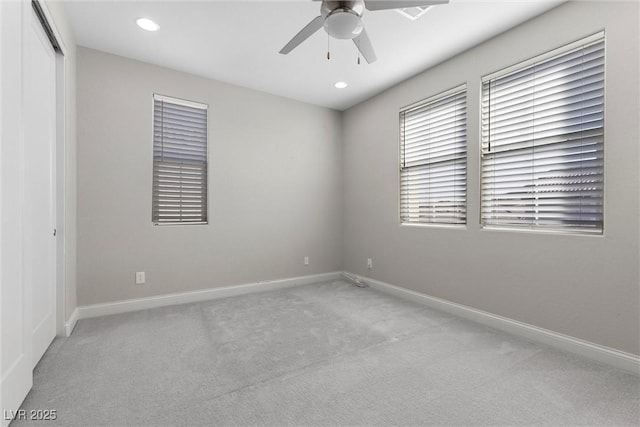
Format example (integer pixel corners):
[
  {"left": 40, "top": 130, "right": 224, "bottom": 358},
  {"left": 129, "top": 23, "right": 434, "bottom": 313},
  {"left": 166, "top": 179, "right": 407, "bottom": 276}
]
[
  {"left": 77, "top": 271, "right": 342, "bottom": 320},
  {"left": 64, "top": 307, "right": 79, "bottom": 337},
  {"left": 352, "top": 272, "right": 640, "bottom": 375},
  {"left": 73, "top": 269, "right": 639, "bottom": 374}
]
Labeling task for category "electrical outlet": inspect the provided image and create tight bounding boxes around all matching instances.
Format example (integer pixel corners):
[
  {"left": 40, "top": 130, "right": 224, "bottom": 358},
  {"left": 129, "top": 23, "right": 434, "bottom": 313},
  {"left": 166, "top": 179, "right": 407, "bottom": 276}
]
[
  {"left": 367, "top": 258, "right": 373, "bottom": 269},
  {"left": 135, "top": 271, "right": 145, "bottom": 285},
  {"left": 304, "top": 256, "right": 309, "bottom": 266}
]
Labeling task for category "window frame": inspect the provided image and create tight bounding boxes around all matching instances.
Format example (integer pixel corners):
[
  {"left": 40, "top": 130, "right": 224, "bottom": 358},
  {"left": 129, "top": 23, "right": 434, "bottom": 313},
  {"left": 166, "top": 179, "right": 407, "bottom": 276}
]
[
  {"left": 398, "top": 84, "right": 468, "bottom": 227},
  {"left": 151, "top": 93, "right": 210, "bottom": 226},
  {"left": 479, "top": 32, "right": 605, "bottom": 235}
]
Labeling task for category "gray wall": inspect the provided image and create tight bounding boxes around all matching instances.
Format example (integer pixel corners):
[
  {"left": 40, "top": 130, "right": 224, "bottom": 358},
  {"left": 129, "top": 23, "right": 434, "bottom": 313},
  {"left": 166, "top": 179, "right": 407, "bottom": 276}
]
[
  {"left": 77, "top": 47, "right": 343, "bottom": 305},
  {"left": 342, "top": 1, "right": 639, "bottom": 355},
  {"left": 77, "top": 1, "right": 638, "bottom": 356}
]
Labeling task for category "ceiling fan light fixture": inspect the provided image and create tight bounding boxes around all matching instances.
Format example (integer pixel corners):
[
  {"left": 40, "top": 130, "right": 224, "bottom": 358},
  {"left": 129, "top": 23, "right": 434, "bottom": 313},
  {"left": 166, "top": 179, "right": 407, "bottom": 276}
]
[
  {"left": 323, "top": 9, "right": 363, "bottom": 40},
  {"left": 334, "top": 81, "right": 348, "bottom": 89},
  {"left": 136, "top": 18, "right": 159, "bottom": 32}
]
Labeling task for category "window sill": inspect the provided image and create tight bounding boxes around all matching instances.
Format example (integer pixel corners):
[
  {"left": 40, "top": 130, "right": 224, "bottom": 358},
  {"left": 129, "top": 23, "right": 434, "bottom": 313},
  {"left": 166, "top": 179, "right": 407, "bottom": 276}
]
[
  {"left": 480, "top": 225, "right": 603, "bottom": 237},
  {"left": 400, "top": 222, "right": 467, "bottom": 230},
  {"left": 153, "top": 222, "right": 208, "bottom": 226}
]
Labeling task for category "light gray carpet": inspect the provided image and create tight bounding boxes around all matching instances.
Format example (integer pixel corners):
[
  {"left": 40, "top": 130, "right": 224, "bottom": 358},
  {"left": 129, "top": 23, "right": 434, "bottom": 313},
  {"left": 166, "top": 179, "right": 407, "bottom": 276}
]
[{"left": 15, "top": 280, "right": 640, "bottom": 426}]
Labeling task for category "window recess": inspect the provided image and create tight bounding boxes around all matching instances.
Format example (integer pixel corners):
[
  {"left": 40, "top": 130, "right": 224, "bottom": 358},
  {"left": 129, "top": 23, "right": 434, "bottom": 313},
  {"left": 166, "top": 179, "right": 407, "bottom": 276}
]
[
  {"left": 152, "top": 94, "right": 208, "bottom": 225},
  {"left": 400, "top": 86, "right": 467, "bottom": 225},
  {"left": 481, "top": 33, "right": 604, "bottom": 233}
]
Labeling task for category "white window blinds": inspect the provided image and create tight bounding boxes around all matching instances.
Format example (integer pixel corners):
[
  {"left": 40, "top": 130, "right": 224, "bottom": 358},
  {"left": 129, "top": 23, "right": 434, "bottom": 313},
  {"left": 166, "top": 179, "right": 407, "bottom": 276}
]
[
  {"left": 400, "top": 87, "right": 467, "bottom": 225},
  {"left": 481, "top": 34, "right": 604, "bottom": 233},
  {"left": 152, "top": 94, "right": 208, "bottom": 225}
]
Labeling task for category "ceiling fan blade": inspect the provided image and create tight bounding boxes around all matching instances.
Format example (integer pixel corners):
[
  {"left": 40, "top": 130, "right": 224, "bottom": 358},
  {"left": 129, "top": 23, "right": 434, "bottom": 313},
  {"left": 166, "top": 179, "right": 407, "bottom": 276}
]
[
  {"left": 279, "top": 16, "right": 324, "bottom": 55},
  {"left": 353, "top": 28, "right": 377, "bottom": 64},
  {"left": 364, "top": 0, "right": 448, "bottom": 11}
]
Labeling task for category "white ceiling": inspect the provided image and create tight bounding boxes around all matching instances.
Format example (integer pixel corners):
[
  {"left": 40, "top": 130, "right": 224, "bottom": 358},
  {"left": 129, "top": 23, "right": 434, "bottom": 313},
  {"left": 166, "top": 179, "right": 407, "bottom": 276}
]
[{"left": 62, "top": 0, "right": 565, "bottom": 111}]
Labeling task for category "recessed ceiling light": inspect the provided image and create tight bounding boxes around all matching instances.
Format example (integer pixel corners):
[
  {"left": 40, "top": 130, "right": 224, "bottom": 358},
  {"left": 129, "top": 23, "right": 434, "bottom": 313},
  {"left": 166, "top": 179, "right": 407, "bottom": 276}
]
[
  {"left": 334, "top": 81, "right": 348, "bottom": 89},
  {"left": 136, "top": 18, "right": 159, "bottom": 32}
]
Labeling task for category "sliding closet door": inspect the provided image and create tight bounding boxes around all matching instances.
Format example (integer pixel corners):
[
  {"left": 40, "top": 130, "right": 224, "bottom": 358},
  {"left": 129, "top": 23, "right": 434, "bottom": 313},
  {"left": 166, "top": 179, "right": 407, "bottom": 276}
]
[
  {"left": 1, "top": 2, "right": 59, "bottom": 422},
  {"left": 0, "top": 3, "right": 34, "bottom": 425},
  {"left": 23, "top": 4, "right": 57, "bottom": 368}
]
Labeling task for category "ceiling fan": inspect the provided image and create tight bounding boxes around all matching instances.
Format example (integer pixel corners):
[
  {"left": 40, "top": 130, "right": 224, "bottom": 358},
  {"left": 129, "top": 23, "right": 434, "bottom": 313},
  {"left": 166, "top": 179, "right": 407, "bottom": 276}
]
[{"left": 279, "top": 0, "right": 449, "bottom": 64}]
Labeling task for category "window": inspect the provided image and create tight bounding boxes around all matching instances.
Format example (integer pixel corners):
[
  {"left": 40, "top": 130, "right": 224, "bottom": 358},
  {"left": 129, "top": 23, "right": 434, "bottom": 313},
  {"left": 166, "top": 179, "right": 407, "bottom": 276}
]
[
  {"left": 152, "top": 94, "right": 208, "bottom": 225},
  {"left": 481, "top": 33, "right": 604, "bottom": 233},
  {"left": 400, "top": 86, "right": 467, "bottom": 225}
]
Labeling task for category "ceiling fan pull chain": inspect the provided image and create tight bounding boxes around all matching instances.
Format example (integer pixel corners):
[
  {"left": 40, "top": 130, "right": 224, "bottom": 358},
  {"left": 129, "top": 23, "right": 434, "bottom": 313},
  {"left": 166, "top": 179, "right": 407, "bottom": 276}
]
[{"left": 278, "top": 0, "right": 385, "bottom": 64}]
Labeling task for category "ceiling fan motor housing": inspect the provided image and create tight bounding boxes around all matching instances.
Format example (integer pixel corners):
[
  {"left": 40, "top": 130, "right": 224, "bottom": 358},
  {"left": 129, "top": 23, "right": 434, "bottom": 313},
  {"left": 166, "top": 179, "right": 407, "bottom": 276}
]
[{"left": 322, "top": 0, "right": 365, "bottom": 40}]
